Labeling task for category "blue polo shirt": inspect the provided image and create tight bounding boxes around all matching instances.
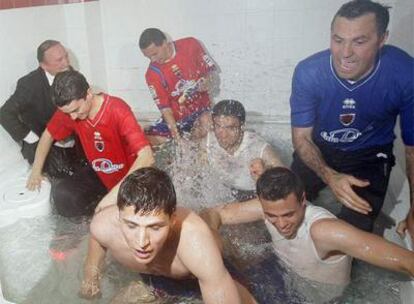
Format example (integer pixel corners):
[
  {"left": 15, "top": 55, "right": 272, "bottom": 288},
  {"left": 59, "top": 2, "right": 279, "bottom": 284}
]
[{"left": 290, "top": 45, "right": 414, "bottom": 151}]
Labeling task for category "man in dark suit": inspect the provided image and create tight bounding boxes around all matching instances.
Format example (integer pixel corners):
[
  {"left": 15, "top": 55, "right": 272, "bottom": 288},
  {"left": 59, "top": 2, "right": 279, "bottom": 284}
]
[{"left": 0, "top": 40, "right": 78, "bottom": 178}]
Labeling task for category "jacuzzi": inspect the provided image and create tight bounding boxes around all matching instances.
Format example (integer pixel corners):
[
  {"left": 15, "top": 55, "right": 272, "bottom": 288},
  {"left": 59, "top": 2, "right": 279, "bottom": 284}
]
[
  {"left": 0, "top": 117, "right": 413, "bottom": 303},
  {"left": 0, "top": 127, "right": 52, "bottom": 304}
]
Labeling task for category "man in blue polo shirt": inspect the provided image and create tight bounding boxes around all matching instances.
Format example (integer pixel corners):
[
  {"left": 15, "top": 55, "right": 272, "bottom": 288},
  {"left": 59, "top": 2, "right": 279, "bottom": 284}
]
[{"left": 290, "top": 0, "right": 414, "bottom": 233}]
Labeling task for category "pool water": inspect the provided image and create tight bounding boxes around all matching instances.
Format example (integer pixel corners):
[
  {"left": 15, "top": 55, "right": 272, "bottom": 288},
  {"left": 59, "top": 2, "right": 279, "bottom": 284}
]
[{"left": 0, "top": 120, "right": 411, "bottom": 303}]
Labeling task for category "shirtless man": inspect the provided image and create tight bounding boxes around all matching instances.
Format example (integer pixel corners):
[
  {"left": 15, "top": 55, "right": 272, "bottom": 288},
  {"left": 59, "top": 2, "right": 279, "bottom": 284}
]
[
  {"left": 80, "top": 167, "right": 256, "bottom": 304},
  {"left": 202, "top": 167, "right": 414, "bottom": 286}
]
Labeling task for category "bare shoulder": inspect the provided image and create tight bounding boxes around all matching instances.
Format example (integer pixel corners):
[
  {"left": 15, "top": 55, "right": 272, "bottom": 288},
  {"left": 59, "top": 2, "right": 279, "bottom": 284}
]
[
  {"left": 90, "top": 205, "right": 120, "bottom": 244},
  {"left": 310, "top": 217, "right": 356, "bottom": 250},
  {"left": 176, "top": 208, "right": 215, "bottom": 248}
]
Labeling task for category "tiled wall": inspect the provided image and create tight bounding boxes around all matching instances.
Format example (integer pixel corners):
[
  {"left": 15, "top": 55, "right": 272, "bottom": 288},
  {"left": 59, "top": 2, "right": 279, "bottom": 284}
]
[
  {"left": 0, "top": 0, "right": 412, "bottom": 119},
  {"left": 0, "top": 0, "right": 97, "bottom": 10}
]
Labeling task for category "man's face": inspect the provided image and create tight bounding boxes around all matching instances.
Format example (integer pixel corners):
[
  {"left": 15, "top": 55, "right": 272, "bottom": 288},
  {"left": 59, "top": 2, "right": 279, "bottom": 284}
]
[
  {"left": 330, "top": 13, "right": 387, "bottom": 81},
  {"left": 59, "top": 92, "right": 92, "bottom": 121},
  {"left": 119, "top": 205, "right": 172, "bottom": 264},
  {"left": 141, "top": 41, "right": 171, "bottom": 64},
  {"left": 40, "top": 44, "right": 70, "bottom": 76},
  {"left": 213, "top": 115, "right": 243, "bottom": 152},
  {"left": 261, "top": 193, "right": 306, "bottom": 239}
]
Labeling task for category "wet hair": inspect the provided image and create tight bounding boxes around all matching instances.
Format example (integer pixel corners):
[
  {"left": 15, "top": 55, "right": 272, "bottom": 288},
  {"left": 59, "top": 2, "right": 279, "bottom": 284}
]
[
  {"left": 256, "top": 167, "right": 304, "bottom": 202},
  {"left": 51, "top": 70, "right": 89, "bottom": 107},
  {"left": 139, "top": 28, "right": 167, "bottom": 49},
  {"left": 212, "top": 99, "right": 246, "bottom": 125},
  {"left": 117, "top": 167, "right": 177, "bottom": 216},
  {"left": 332, "top": 0, "right": 391, "bottom": 36},
  {"left": 37, "top": 40, "right": 61, "bottom": 63}
]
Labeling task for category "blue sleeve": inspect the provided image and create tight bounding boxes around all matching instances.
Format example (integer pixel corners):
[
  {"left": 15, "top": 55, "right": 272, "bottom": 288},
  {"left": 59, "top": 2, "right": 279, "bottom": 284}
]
[
  {"left": 399, "top": 78, "right": 414, "bottom": 146},
  {"left": 290, "top": 62, "right": 318, "bottom": 128}
]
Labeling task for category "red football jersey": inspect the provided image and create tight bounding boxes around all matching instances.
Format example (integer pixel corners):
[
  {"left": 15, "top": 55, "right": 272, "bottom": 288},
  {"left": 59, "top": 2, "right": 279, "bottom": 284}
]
[
  {"left": 47, "top": 94, "right": 149, "bottom": 189},
  {"left": 145, "top": 37, "right": 215, "bottom": 121}
]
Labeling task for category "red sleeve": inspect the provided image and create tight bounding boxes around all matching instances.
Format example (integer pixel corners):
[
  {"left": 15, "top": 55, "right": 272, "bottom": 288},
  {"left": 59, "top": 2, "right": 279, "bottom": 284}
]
[
  {"left": 145, "top": 69, "right": 171, "bottom": 111},
  {"left": 188, "top": 37, "right": 216, "bottom": 76},
  {"left": 115, "top": 100, "right": 149, "bottom": 154},
  {"left": 46, "top": 110, "right": 75, "bottom": 140}
]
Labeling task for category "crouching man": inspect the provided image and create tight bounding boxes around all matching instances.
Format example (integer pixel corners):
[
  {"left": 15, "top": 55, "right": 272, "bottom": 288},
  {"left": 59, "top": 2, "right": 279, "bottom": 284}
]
[
  {"left": 80, "top": 167, "right": 257, "bottom": 304},
  {"left": 201, "top": 167, "right": 414, "bottom": 287}
]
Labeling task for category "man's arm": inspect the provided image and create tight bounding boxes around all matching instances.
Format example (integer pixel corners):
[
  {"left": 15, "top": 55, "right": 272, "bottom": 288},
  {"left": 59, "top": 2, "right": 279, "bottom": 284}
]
[
  {"left": 200, "top": 198, "right": 263, "bottom": 231},
  {"left": 179, "top": 217, "right": 255, "bottom": 304},
  {"left": 161, "top": 108, "right": 180, "bottom": 139},
  {"left": 0, "top": 86, "right": 32, "bottom": 142},
  {"left": 79, "top": 235, "right": 107, "bottom": 299},
  {"left": 26, "top": 129, "right": 54, "bottom": 190},
  {"left": 95, "top": 145, "right": 155, "bottom": 212},
  {"left": 249, "top": 145, "right": 284, "bottom": 181},
  {"left": 397, "top": 145, "right": 414, "bottom": 240},
  {"left": 312, "top": 218, "right": 414, "bottom": 277},
  {"left": 292, "top": 126, "right": 371, "bottom": 214}
]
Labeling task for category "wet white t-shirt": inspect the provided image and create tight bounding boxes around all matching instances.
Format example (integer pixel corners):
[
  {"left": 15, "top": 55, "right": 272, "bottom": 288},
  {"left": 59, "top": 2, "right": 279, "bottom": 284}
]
[
  {"left": 265, "top": 204, "right": 353, "bottom": 285},
  {"left": 206, "top": 130, "right": 269, "bottom": 191}
]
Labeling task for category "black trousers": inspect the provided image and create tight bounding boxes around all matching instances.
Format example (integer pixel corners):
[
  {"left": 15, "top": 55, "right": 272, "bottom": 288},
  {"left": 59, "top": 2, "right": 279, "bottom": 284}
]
[
  {"left": 51, "top": 165, "right": 107, "bottom": 217},
  {"left": 21, "top": 141, "right": 80, "bottom": 178},
  {"left": 291, "top": 144, "right": 395, "bottom": 232}
]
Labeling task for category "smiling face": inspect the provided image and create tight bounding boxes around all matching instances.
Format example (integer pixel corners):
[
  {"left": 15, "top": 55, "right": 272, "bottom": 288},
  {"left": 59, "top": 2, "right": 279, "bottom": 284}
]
[
  {"left": 213, "top": 115, "right": 243, "bottom": 153},
  {"left": 119, "top": 206, "right": 172, "bottom": 264},
  {"left": 330, "top": 13, "right": 387, "bottom": 81},
  {"left": 261, "top": 192, "right": 306, "bottom": 240},
  {"left": 141, "top": 41, "right": 172, "bottom": 64}
]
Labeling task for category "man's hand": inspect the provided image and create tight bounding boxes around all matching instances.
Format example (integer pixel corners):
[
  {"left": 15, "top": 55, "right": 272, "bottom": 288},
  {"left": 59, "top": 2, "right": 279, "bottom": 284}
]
[
  {"left": 249, "top": 158, "right": 266, "bottom": 181},
  {"left": 397, "top": 209, "right": 414, "bottom": 242},
  {"left": 79, "top": 265, "right": 102, "bottom": 299},
  {"left": 326, "top": 171, "right": 372, "bottom": 214},
  {"left": 79, "top": 277, "right": 101, "bottom": 299},
  {"left": 26, "top": 169, "right": 45, "bottom": 191}
]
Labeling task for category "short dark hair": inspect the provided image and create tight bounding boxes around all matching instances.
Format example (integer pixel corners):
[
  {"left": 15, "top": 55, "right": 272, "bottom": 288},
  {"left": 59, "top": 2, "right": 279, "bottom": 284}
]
[
  {"left": 139, "top": 28, "right": 167, "bottom": 49},
  {"left": 37, "top": 40, "right": 61, "bottom": 63},
  {"left": 332, "top": 0, "right": 391, "bottom": 36},
  {"left": 212, "top": 99, "right": 246, "bottom": 125},
  {"left": 256, "top": 167, "right": 304, "bottom": 202},
  {"left": 117, "top": 167, "right": 177, "bottom": 216},
  {"left": 51, "top": 70, "right": 89, "bottom": 107}
]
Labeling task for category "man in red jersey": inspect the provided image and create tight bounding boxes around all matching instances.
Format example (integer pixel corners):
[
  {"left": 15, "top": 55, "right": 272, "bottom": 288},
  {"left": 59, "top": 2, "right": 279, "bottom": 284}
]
[
  {"left": 27, "top": 70, "right": 154, "bottom": 217},
  {"left": 139, "top": 28, "right": 217, "bottom": 146}
]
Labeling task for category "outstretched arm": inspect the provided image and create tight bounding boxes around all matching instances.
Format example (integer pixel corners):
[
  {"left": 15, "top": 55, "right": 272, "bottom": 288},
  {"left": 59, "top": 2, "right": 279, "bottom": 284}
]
[
  {"left": 26, "top": 129, "right": 54, "bottom": 190},
  {"left": 312, "top": 218, "right": 414, "bottom": 277},
  {"left": 397, "top": 145, "right": 414, "bottom": 241},
  {"left": 292, "top": 126, "right": 371, "bottom": 214},
  {"left": 200, "top": 198, "right": 263, "bottom": 231},
  {"left": 79, "top": 235, "right": 107, "bottom": 299},
  {"left": 95, "top": 145, "right": 154, "bottom": 212}
]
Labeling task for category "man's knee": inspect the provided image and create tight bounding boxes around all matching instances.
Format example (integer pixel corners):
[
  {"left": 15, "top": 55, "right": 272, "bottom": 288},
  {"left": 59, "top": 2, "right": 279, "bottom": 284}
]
[{"left": 51, "top": 179, "right": 96, "bottom": 217}]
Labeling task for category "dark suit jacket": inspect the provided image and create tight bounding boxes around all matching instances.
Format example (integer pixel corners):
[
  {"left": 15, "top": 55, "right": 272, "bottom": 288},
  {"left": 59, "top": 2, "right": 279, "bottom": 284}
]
[{"left": 0, "top": 67, "right": 56, "bottom": 142}]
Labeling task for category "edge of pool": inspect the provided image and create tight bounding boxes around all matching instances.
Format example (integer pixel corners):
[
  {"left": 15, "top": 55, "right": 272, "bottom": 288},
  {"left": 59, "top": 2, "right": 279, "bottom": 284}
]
[{"left": 0, "top": 116, "right": 413, "bottom": 304}]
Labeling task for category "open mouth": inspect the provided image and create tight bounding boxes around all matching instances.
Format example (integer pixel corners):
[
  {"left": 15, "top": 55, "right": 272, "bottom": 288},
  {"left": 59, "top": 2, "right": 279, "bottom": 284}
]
[
  {"left": 134, "top": 248, "right": 152, "bottom": 259},
  {"left": 339, "top": 60, "right": 357, "bottom": 73}
]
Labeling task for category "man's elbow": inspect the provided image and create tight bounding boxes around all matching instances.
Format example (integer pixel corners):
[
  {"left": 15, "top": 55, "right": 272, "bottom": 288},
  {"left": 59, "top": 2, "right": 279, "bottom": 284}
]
[{"left": 138, "top": 145, "right": 155, "bottom": 167}]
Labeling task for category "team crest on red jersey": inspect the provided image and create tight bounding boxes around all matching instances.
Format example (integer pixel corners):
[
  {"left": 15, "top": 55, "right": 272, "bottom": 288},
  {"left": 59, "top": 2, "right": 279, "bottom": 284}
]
[
  {"left": 94, "top": 131, "right": 105, "bottom": 152},
  {"left": 339, "top": 113, "right": 356, "bottom": 126}
]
